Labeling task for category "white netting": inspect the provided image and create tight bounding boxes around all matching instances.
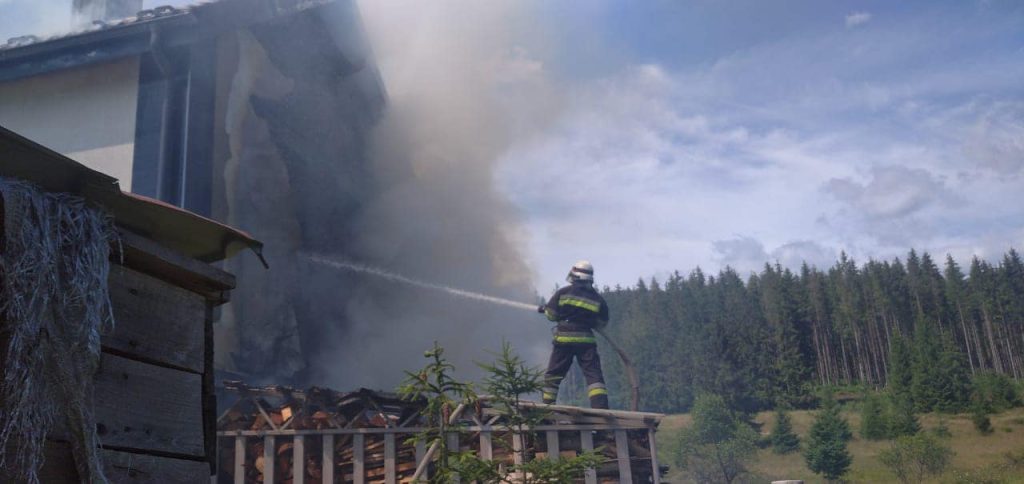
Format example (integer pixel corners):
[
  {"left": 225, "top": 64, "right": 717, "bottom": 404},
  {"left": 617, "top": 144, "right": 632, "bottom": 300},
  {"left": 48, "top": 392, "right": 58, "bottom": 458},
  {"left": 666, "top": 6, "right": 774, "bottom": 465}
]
[{"left": 0, "top": 178, "right": 115, "bottom": 484}]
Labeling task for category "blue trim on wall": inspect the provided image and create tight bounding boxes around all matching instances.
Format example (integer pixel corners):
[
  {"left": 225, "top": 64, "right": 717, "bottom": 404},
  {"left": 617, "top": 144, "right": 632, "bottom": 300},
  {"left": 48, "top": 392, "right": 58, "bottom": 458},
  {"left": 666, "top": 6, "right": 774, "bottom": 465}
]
[{"left": 181, "top": 40, "right": 217, "bottom": 216}]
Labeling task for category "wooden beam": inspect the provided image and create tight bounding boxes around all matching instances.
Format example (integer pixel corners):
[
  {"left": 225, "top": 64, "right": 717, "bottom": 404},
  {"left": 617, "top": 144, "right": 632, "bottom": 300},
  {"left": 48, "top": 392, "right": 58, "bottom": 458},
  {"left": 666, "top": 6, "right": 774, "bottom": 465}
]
[
  {"left": 615, "top": 430, "right": 633, "bottom": 484},
  {"left": 293, "top": 435, "right": 304, "bottom": 484},
  {"left": 415, "top": 440, "right": 427, "bottom": 479},
  {"left": 479, "top": 430, "right": 493, "bottom": 461},
  {"left": 105, "top": 264, "right": 206, "bottom": 373},
  {"left": 546, "top": 431, "right": 560, "bottom": 461},
  {"left": 218, "top": 423, "right": 652, "bottom": 437},
  {"left": 321, "top": 434, "right": 334, "bottom": 484},
  {"left": 263, "top": 436, "right": 274, "bottom": 483},
  {"left": 352, "top": 433, "right": 364, "bottom": 484},
  {"left": 580, "top": 431, "right": 597, "bottom": 484},
  {"left": 234, "top": 436, "right": 245, "bottom": 484},
  {"left": 115, "top": 229, "right": 235, "bottom": 302},
  {"left": 384, "top": 433, "right": 396, "bottom": 484},
  {"left": 648, "top": 427, "right": 660, "bottom": 484},
  {"left": 447, "top": 432, "right": 461, "bottom": 484}
]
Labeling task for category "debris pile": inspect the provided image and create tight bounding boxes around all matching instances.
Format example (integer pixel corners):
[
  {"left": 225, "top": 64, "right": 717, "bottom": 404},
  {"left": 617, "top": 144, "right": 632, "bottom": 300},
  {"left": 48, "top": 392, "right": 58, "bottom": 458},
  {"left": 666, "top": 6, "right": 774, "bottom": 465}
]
[{"left": 217, "top": 382, "right": 664, "bottom": 483}]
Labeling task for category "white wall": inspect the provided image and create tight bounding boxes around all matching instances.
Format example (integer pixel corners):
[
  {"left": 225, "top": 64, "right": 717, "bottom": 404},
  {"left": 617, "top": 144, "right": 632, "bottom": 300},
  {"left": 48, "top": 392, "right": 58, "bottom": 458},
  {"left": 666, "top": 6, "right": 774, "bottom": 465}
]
[{"left": 0, "top": 57, "right": 139, "bottom": 189}]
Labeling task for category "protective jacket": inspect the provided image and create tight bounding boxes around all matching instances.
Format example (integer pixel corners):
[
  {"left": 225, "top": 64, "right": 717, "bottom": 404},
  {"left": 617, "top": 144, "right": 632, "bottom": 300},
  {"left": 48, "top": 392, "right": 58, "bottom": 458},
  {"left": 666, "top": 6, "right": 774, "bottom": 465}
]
[
  {"left": 541, "top": 281, "right": 610, "bottom": 408},
  {"left": 543, "top": 282, "right": 610, "bottom": 344}
]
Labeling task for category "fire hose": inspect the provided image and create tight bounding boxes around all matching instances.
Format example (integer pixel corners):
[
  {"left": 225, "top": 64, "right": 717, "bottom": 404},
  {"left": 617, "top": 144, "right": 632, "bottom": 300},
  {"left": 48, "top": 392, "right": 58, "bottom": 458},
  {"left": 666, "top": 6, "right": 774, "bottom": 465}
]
[{"left": 594, "top": 327, "right": 640, "bottom": 411}]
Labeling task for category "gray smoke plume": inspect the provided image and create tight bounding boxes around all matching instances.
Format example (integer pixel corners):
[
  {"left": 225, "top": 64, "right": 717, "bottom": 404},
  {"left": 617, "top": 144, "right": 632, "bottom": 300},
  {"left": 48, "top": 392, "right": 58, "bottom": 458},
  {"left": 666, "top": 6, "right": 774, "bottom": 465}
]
[
  {"left": 215, "top": 0, "right": 564, "bottom": 389},
  {"left": 313, "top": 0, "right": 563, "bottom": 388}
]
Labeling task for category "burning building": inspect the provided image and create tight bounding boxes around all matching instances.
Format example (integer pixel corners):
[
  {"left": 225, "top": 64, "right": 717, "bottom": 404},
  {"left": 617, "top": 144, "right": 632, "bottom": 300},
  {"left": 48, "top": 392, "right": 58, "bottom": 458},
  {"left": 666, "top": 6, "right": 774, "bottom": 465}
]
[
  {"left": 0, "top": 0, "right": 388, "bottom": 385},
  {"left": 1, "top": 1, "right": 667, "bottom": 482}
]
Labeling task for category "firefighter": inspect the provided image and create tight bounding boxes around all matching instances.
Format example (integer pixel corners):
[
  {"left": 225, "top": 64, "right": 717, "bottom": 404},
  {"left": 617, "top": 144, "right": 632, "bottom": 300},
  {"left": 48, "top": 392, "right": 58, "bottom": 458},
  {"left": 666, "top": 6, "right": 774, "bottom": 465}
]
[{"left": 536, "top": 260, "right": 610, "bottom": 409}]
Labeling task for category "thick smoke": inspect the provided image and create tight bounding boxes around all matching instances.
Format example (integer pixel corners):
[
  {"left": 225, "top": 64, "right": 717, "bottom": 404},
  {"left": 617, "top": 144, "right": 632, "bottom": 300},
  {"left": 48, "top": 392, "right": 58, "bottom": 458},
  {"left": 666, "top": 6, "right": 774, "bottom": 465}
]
[{"left": 308, "top": 0, "right": 563, "bottom": 388}]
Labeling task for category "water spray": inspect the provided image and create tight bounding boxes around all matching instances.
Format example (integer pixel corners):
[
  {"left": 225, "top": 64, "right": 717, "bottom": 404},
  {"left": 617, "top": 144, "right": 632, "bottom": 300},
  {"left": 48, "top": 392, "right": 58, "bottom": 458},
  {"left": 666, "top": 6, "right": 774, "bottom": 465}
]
[
  {"left": 306, "top": 253, "right": 641, "bottom": 411},
  {"left": 306, "top": 254, "right": 537, "bottom": 311}
]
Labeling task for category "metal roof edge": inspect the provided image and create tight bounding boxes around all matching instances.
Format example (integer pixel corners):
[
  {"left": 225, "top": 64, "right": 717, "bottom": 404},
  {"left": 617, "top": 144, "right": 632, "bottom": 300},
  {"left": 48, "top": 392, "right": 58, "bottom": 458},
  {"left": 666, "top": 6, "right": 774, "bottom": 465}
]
[{"left": 0, "top": 124, "right": 262, "bottom": 264}]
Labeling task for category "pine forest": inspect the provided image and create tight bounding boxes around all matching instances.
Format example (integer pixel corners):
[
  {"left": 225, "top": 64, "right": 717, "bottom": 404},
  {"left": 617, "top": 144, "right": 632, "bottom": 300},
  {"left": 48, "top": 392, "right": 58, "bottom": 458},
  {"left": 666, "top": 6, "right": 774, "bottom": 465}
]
[{"left": 596, "top": 249, "right": 1024, "bottom": 414}]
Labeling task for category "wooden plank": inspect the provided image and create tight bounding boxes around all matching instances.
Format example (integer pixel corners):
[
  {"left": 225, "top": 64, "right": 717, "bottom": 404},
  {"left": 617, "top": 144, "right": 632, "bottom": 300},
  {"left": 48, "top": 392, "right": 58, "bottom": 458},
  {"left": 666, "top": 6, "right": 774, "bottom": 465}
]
[
  {"left": 234, "top": 436, "right": 245, "bottom": 484},
  {"left": 479, "top": 430, "right": 492, "bottom": 461},
  {"left": 91, "top": 353, "right": 205, "bottom": 457},
  {"left": 293, "top": 435, "right": 304, "bottom": 484},
  {"left": 100, "top": 448, "right": 209, "bottom": 483},
  {"left": 648, "top": 427, "right": 660, "bottom": 484},
  {"left": 447, "top": 432, "right": 461, "bottom": 484},
  {"left": 580, "top": 431, "right": 597, "bottom": 484},
  {"left": 322, "top": 434, "right": 334, "bottom": 484},
  {"left": 115, "top": 229, "right": 235, "bottom": 302},
  {"left": 415, "top": 440, "right": 427, "bottom": 479},
  {"left": 105, "top": 264, "right": 206, "bottom": 373},
  {"left": 218, "top": 423, "right": 651, "bottom": 437},
  {"left": 203, "top": 304, "right": 217, "bottom": 476},
  {"left": 4, "top": 441, "right": 208, "bottom": 483},
  {"left": 352, "top": 433, "right": 364, "bottom": 484},
  {"left": 263, "top": 436, "right": 274, "bottom": 483},
  {"left": 546, "top": 431, "right": 560, "bottom": 461},
  {"left": 615, "top": 430, "right": 633, "bottom": 484},
  {"left": 384, "top": 433, "right": 396, "bottom": 484}
]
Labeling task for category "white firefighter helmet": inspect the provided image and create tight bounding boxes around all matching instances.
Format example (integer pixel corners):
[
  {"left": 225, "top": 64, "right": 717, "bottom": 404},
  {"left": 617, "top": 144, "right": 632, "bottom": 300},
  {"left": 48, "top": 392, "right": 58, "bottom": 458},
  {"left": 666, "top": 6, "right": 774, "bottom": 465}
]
[{"left": 567, "top": 260, "right": 595, "bottom": 283}]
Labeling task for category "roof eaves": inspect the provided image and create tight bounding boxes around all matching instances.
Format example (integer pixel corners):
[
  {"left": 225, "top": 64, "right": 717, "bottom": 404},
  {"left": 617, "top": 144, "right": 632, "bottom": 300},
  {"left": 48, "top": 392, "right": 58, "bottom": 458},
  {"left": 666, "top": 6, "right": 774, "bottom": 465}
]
[{"left": 0, "top": 124, "right": 262, "bottom": 264}]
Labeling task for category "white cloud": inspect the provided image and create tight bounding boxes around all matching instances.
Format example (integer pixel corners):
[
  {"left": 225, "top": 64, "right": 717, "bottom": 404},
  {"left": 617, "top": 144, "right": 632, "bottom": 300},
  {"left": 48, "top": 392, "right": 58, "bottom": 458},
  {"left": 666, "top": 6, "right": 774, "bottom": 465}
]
[
  {"left": 713, "top": 236, "right": 770, "bottom": 275},
  {"left": 500, "top": 6, "right": 1024, "bottom": 287},
  {"left": 845, "top": 11, "right": 872, "bottom": 28},
  {"left": 771, "top": 241, "right": 838, "bottom": 271}
]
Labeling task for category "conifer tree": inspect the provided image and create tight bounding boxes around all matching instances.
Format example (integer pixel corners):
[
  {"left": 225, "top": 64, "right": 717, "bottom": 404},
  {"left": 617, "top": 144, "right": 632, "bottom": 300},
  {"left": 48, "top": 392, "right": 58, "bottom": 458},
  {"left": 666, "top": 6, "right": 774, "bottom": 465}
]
[
  {"left": 888, "top": 334, "right": 913, "bottom": 402},
  {"left": 859, "top": 393, "right": 888, "bottom": 440},
  {"left": 911, "top": 321, "right": 943, "bottom": 412},
  {"left": 935, "top": 335, "right": 971, "bottom": 413},
  {"left": 804, "top": 394, "right": 852, "bottom": 482},
  {"left": 770, "top": 409, "right": 800, "bottom": 454},
  {"left": 889, "top": 335, "right": 922, "bottom": 438},
  {"left": 887, "top": 393, "right": 921, "bottom": 437}
]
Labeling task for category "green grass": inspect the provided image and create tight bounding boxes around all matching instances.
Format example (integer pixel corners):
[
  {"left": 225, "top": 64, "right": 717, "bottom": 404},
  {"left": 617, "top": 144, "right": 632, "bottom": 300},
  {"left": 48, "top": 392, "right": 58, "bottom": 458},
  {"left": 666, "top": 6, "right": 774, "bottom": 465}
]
[{"left": 656, "top": 407, "right": 1024, "bottom": 483}]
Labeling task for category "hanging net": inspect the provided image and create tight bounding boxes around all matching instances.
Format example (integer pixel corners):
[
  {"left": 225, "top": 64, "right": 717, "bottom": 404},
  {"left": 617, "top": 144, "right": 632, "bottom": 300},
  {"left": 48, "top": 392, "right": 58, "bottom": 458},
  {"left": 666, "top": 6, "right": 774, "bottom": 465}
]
[{"left": 0, "top": 178, "right": 116, "bottom": 484}]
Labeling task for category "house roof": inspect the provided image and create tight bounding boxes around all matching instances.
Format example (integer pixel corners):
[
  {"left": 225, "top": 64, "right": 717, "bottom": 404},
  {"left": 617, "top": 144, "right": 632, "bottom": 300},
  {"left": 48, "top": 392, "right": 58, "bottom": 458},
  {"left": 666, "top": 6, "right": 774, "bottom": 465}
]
[
  {"left": 0, "top": 124, "right": 263, "bottom": 264},
  {"left": 0, "top": 0, "right": 336, "bottom": 82}
]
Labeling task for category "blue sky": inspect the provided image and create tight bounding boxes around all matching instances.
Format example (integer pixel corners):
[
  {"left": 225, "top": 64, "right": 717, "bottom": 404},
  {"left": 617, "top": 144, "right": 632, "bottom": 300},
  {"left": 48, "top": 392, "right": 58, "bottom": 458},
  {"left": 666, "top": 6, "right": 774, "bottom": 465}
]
[
  {"left": 4, "top": 0, "right": 1023, "bottom": 289},
  {"left": 491, "top": 0, "right": 1024, "bottom": 287}
]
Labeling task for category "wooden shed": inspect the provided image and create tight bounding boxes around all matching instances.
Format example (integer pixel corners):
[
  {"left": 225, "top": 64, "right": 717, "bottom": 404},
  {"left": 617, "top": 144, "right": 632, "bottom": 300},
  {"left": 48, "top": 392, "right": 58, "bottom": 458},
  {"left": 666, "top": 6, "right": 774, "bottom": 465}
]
[{"left": 0, "top": 126, "right": 261, "bottom": 482}]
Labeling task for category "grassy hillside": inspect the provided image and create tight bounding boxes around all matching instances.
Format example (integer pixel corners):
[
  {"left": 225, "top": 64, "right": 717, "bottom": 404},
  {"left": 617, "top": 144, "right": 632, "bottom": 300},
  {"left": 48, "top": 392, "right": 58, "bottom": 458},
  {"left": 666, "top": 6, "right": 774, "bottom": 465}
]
[{"left": 656, "top": 407, "right": 1024, "bottom": 483}]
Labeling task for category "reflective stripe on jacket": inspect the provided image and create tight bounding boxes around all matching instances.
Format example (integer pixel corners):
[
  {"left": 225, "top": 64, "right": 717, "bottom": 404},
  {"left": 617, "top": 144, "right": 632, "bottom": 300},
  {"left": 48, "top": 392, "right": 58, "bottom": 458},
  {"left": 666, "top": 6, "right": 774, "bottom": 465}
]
[{"left": 544, "top": 282, "right": 609, "bottom": 344}]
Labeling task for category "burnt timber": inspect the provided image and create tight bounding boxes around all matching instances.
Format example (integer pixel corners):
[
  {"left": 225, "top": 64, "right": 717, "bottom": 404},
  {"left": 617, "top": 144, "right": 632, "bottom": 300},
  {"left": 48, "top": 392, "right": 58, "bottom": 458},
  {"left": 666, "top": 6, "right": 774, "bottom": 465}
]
[{"left": 217, "top": 382, "right": 667, "bottom": 483}]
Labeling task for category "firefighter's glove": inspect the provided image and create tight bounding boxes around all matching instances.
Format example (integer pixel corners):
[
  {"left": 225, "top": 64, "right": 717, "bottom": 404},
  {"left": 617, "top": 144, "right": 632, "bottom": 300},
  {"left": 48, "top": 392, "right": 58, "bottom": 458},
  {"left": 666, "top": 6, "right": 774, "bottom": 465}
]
[{"left": 537, "top": 305, "right": 546, "bottom": 314}]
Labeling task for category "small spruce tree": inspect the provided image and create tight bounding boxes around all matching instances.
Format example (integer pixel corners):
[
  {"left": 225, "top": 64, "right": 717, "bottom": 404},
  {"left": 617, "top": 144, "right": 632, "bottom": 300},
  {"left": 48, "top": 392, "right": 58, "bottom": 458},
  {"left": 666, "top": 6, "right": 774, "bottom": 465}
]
[
  {"left": 970, "top": 400, "right": 994, "bottom": 435},
  {"left": 859, "top": 392, "right": 888, "bottom": 440},
  {"left": 934, "top": 336, "right": 971, "bottom": 413},
  {"left": 770, "top": 409, "right": 800, "bottom": 454},
  {"left": 888, "top": 334, "right": 914, "bottom": 403},
  {"left": 804, "top": 394, "right": 852, "bottom": 482},
  {"left": 888, "top": 393, "right": 921, "bottom": 438}
]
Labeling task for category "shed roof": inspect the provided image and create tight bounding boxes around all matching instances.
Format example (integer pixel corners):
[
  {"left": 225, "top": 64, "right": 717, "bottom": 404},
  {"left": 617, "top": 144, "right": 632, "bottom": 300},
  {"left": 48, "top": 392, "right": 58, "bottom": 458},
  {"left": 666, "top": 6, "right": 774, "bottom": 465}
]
[{"left": 0, "top": 124, "right": 262, "bottom": 263}]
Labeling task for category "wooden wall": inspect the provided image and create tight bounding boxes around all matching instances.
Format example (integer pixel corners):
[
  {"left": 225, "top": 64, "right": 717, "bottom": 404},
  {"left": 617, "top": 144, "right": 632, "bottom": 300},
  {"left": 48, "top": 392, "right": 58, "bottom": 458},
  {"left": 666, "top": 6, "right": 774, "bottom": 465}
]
[{"left": 3, "top": 229, "right": 236, "bottom": 483}]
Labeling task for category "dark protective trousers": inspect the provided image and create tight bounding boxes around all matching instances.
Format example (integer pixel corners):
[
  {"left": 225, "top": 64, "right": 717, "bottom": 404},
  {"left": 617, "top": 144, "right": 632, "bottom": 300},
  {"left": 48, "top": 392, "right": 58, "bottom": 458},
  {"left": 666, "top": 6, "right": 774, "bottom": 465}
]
[{"left": 543, "top": 343, "right": 609, "bottom": 409}]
